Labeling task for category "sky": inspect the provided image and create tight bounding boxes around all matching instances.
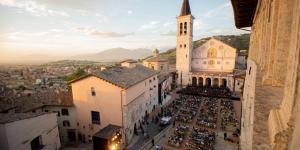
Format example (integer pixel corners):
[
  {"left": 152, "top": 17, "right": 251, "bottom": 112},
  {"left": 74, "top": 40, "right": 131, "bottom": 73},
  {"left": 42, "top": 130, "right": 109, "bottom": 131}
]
[{"left": 0, "top": 0, "right": 247, "bottom": 63}]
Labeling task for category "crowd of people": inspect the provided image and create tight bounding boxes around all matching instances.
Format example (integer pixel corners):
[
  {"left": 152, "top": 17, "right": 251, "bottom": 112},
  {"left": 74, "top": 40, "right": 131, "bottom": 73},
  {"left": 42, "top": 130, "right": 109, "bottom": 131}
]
[
  {"left": 168, "top": 124, "right": 189, "bottom": 147},
  {"left": 175, "top": 95, "right": 201, "bottom": 123},
  {"left": 220, "top": 99, "right": 239, "bottom": 131},
  {"left": 178, "top": 86, "right": 232, "bottom": 98},
  {"left": 185, "top": 127, "right": 216, "bottom": 150},
  {"left": 196, "top": 98, "right": 218, "bottom": 129},
  {"left": 164, "top": 91, "right": 240, "bottom": 149}
]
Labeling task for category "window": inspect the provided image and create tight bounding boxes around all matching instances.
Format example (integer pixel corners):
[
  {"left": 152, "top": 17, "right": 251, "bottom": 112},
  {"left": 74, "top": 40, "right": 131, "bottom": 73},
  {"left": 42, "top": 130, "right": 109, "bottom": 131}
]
[
  {"left": 184, "top": 44, "right": 186, "bottom": 48},
  {"left": 180, "top": 23, "right": 183, "bottom": 35},
  {"left": 153, "top": 77, "right": 156, "bottom": 80},
  {"left": 151, "top": 66, "right": 154, "bottom": 70},
  {"left": 91, "top": 111, "right": 100, "bottom": 124},
  {"left": 91, "top": 87, "right": 96, "bottom": 96},
  {"left": 63, "top": 120, "right": 70, "bottom": 127},
  {"left": 184, "top": 22, "right": 187, "bottom": 34},
  {"left": 180, "top": 44, "right": 182, "bottom": 48},
  {"left": 203, "top": 61, "right": 207, "bottom": 64},
  {"left": 61, "top": 109, "right": 69, "bottom": 116},
  {"left": 249, "top": 67, "right": 252, "bottom": 75},
  {"left": 44, "top": 110, "right": 48, "bottom": 112},
  {"left": 160, "top": 66, "right": 163, "bottom": 70},
  {"left": 149, "top": 80, "right": 152, "bottom": 83}
]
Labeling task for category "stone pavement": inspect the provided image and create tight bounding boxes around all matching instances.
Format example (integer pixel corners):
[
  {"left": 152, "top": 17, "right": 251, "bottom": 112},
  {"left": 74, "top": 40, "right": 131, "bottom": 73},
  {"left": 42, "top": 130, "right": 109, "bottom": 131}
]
[
  {"left": 126, "top": 91, "right": 178, "bottom": 150},
  {"left": 214, "top": 131, "right": 238, "bottom": 150},
  {"left": 126, "top": 121, "right": 161, "bottom": 150}
]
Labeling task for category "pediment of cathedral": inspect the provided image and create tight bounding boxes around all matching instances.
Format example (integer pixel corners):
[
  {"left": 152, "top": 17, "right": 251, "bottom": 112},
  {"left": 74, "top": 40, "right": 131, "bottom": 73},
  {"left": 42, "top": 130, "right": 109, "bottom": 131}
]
[
  {"left": 192, "top": 38, "right": 236, "bottom": 59},
  {"left": 191, "top": 38, "right": 237, "bottom": 72}
]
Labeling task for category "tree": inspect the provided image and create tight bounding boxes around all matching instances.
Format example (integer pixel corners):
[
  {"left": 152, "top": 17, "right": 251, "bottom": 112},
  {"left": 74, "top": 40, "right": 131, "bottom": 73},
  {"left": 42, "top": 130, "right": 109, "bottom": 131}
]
[{"left": 66, "top": 68, "right": 87, "bottom": 82}]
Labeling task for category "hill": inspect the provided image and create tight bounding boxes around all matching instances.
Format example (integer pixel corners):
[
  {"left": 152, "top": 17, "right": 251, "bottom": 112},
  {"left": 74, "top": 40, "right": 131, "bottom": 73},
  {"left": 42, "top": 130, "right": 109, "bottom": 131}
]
[
  {"left": 155, "top": 34, "right": 250, "bottom": 64},
  {"left": 72, "top": 48, "right": 152, "bottom": 62}
]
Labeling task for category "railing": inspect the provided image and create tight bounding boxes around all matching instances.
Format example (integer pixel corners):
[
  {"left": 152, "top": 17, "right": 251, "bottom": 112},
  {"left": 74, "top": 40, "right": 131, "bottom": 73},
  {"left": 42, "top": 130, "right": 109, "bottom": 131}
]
[{"left": 138, "top": 125, "right": 172, "bottom": 150}]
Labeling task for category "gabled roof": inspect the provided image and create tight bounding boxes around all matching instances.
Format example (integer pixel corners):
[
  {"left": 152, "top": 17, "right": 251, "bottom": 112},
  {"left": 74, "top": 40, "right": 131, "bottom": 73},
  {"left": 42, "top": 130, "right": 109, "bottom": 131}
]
[
  {"left": 194, "top": 38, "right": 237, "bottom": 51},
  {"left": 120, "top": 59, "right": 137, "bottom": 63},
  {"left": 71, "top": 65, "right": 159, "bottom": 89},
  {"left": 93, "top": 124, "right": 121, "bottom": 139},
  {"left": 13, "top": 90, "right": 73, "bottom": 113},
  {"left": 180, "top": 0, "right": 192, "bottom": 16},
  {"left": 0, "top": 112, "right": 51, "bottom": 124},
  {"left": 0, "top": 90, "right": 73, "bottom": 113},
  {"left": 231, "top": 0, "right": 258, "bottom": 28}
]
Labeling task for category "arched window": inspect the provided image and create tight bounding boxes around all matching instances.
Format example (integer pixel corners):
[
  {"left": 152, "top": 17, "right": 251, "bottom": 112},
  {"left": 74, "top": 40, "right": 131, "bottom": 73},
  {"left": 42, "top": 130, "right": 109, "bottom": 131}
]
[
  {"left": 180, "top": 23, "right": 183, "bottom": 35},
  {"left": 184, "top": 22, "right": 187, "bottom": 34},
  {"left": 91, "top": 87, "right": 96, "bottom": 96}
]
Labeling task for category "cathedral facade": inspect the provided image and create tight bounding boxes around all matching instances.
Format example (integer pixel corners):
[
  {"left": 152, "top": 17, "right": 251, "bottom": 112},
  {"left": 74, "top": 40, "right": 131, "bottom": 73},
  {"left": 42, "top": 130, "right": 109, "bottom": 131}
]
[{"left": 176, "top": 0, "right": 236, "bottom": 90}]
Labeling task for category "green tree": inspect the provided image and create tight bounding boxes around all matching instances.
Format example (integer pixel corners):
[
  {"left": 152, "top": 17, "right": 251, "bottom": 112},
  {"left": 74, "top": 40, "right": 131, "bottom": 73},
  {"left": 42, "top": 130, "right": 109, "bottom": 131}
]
[{"left": 66, "top": 68, "right": 87, "bottom": 82}]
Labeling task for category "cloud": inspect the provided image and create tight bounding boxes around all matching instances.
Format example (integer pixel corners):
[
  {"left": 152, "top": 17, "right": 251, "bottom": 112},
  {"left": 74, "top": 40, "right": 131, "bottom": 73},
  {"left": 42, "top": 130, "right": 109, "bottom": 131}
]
[
  {"left": 127, "top": 10, "right": 133, "bottom": 15},
  {"left": 203, "top": 2, "right": 231, "bottom": 18},
  {"left": 194, "top": 19, "right": 206, "bottom": 30},
  {"left": 163, "top": 22, "right": 175, "bottom": 27},
  {"left": 160, "top": 30, "right": 176, "bottom": 36},
  {"left": 50, "top": 29, "right": 64, "bottom": 33},
  {"left": 75, "top": 27, "right": 133, "bottom": 38},
  {"left": 138, "top": 21, "right": 160, "bottom": 31},
  {"left": 0, "top": 0, "right": 70, "bottom": 17}
]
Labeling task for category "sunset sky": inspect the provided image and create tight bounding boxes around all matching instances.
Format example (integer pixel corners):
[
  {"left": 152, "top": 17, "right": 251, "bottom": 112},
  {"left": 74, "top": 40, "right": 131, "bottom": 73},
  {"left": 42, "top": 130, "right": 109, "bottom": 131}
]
[{"left": 0, "top": 0, "right": 246, "bottom": 63}]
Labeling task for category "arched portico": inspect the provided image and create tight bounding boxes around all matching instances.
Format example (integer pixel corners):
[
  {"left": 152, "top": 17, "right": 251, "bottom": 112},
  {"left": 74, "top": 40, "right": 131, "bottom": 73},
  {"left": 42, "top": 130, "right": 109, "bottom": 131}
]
[
  {"left": 205, "top": 78, "right": 212, "bottom": 87},
  {"left": 221, "top": 79, "right": 227, "bottom": 87},
  {"left": 198, "top": 77, "right": 204, "bottom": 86},
  {"left": 192, "top": 77, "right": 197, "bottom": 86},
  {"left": 213, "top": 78, "right": 219, "bottom": 87}
]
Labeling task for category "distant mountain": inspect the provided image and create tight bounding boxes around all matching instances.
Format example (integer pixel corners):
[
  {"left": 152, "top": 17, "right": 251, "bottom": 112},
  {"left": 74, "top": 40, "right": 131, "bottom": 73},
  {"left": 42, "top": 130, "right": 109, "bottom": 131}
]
[
  {"left": 147, "top": 34, "right": 250, "bottom": 64},
  {"left": 72, "top": 48, "right": 152, "bottom": 62}
]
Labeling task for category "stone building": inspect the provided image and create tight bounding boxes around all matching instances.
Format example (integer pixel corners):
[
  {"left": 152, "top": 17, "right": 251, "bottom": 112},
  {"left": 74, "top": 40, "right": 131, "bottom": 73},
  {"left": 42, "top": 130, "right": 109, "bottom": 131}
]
[
  {"left": 143, "top": 49, "right": 173, "bottom": 105},
  {"left": 231, "top": 0, "right": 300, "bottom": 149},
  {"left": 0, "top": 113, "right": 61, "bottom": 150},
  {"left": 0, "top": 90, "right": 75, "bottom": 144},
  {"left": 176, "top": 0, "right": 237, "bottom": 90},
  {"left": 143, "top": 49, "right": 169, "bottom": 74},
  {"left": 70, "top": 64, "right": 159, "bottom": 145}
]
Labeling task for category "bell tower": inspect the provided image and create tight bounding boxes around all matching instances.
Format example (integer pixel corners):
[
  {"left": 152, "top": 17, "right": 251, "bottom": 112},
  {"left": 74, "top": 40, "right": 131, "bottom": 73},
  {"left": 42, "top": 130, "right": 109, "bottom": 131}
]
[{"left": 176, "top": 0, "right": 194, "bottom": 86}]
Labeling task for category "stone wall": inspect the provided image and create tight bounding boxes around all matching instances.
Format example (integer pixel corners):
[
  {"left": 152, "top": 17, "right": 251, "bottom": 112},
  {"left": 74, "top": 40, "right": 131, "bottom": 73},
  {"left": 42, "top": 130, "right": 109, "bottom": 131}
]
[{"left": 241, "top": 0, "right": 300, "bottom": 149}]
